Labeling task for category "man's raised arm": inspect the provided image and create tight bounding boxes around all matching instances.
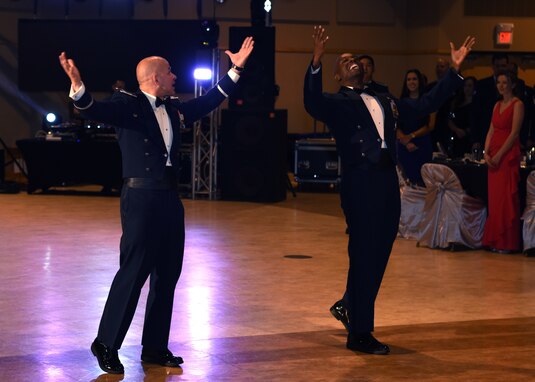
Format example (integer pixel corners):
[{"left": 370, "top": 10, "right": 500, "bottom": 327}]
[
  {"left": 311, "top": 25, "right": 329, "bottom": 70},
  {"left": 58, "top": 52, "right": 83, "bottom": 92}
]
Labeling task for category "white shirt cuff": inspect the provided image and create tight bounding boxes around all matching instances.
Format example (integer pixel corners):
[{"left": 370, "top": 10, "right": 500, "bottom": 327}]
[
  {"left": 310, "top": 65, "right": 321, "bottom": 75},
  {"left": 227, "top": 69, "right": 240, "bottom": 83},
  {"left": 69, "top": 82, "right": 86, "bottom": 100}
]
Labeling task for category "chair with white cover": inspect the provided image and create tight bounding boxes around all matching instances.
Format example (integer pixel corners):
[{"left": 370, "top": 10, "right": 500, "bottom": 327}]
[
  {"left": 397, "top": 166, "right": 426, "bottom": 240},
  {"left": 521, "top": 170, "right": 535, "bottom": 255},
  {"left": 417, "top": 163, "right": 486, "bottom": 249}
]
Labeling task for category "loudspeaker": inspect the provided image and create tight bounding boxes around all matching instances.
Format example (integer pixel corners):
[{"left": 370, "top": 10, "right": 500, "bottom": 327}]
[
  {"left": 220, "top": 109, "right": 287, "bottom": 202},
  {"left": 229, "top": 27, "right": 275, "bottom": 110}
]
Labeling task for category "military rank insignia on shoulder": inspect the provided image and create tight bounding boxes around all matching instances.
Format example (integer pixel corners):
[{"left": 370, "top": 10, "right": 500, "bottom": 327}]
[
  {"left": 388, "top": 97, "right": 399, "bottom": 120},
  {"left": 119, "top": 89, "right": 137, "bottom": 97}
]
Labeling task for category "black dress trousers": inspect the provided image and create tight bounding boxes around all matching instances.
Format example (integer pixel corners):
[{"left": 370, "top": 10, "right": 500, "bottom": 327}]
[
  {"left": 340, "top": 157, "right": 400, "bottom": 334},
  {"left": 98, "top": 181, "right": 185, "bottom": 350}
]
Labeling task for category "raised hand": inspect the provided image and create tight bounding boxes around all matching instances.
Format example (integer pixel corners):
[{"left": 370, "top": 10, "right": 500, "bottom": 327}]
[
  {"left": 450, "top": 36, "right": 476, "bottom": 71},
  {"left": 58, "top": 52, "right": 83, "bottom": 92},
  {"left": 312, "top": 25, "right": 329, "bottom": 69},
  {"left": 225, "top": 36, "right": 254, "bottom": 69}
]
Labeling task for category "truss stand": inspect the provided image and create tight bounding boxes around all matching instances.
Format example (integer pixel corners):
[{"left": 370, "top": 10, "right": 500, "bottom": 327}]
[
  {"left": 0, "top": 136, "right": 28, "bottom": 179},
  {"left": 191, "top": 48, "right": 220, "bottom": 200}
]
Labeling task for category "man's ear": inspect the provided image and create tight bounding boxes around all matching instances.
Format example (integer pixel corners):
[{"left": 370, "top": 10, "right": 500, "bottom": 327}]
[
  {"left": 334, "top": 74, "right": 340, "bottom": 82},
  {"left": 151, "top": 73, "right": 159, "bottom": 86}
]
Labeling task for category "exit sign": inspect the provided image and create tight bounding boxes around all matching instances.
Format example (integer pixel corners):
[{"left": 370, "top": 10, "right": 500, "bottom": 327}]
[
  {"left": 498, "top": 31, "right": 512, "bottom": 44},
  {"left": 495, "top": 24, "right": 514, "bottom": 46}
]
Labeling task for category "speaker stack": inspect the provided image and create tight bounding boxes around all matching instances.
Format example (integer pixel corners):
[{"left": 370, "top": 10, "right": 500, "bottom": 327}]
[
  {"left": 221, "top": 27, "right": 287, "bottom": 202},
  {"left": 228, "top": 26, "right": 276, "bottom": 110},
  {"left": 220, "top": 109, "right": 287, "bottom": 202}
]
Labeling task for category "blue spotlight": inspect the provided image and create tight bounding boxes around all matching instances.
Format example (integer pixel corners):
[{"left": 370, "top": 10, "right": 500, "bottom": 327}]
[{"left": 193, "top": 68, "right": 213, "bottom": 81}]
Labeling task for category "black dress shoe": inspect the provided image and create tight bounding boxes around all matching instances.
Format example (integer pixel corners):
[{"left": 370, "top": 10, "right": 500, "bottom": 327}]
[
  {"left": 330, "top": 299, "right": 350, "bottom": 332},
  {"left": 91, "top": 339, "right": 124, "bottom": 374},
  {"left": 141, "top": 348, "right": 184, "bottom": 367},
  {"left": 347, "top": 333, "right": 390, "bottom": 355}
]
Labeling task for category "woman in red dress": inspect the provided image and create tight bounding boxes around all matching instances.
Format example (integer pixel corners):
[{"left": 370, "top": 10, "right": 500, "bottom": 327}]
[{"left": 483, "top": 70, "right": 524, "bottom": 252}]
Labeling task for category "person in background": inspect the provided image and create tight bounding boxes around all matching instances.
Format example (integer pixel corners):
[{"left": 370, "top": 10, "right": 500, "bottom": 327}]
[
  {"left": 508, "top": 62, "right": 535, "bottom": 152},
  {"left": 472, "top": 53, "right": 509, "bottom": 150},
  {"left": 58, "top": 36, "right": 254, "bottom": 374},
  {"left": 483, "top": 70, "right": 524, "bottom": 253},
  {"left": 447, "top": 76, "right": 476, "bottom": 158},
  {"left": 112, "top": 79, "right": 126, "bottom": 92},
  {"left": 426, "top": 58, "right": 451, "bottom": 91},
  {"left": 426, "top": 58, "right": 454, "bottom": 153},
  {"left": 359, "top": 54, "right": 389, "bottom": 94},
  {"left": 396, "top": 69, "right": 436, "bottom": 186}
]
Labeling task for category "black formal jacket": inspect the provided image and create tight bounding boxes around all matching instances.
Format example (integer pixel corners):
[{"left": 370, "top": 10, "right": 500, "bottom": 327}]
[
  {"left": 73, "top": 75, "right": 237, "bottom": 180},
  {"left": 303, "top": 65, "right": 463, "bottom": 170}
]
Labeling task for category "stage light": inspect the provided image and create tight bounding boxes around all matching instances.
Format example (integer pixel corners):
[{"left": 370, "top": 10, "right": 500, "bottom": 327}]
[
  {"left": 193, "top": 68, "right": 212, "bottom": 81},
  {"left": 251, "top": 0, "right": 272, "bottom": 26},
  {"left": 42, "top": 112, "right": 62, "bottom": 130},
  {"left": 200, "top": 20, "right": 219, "bottom": 48},
  {"left": 46, "top": 112, "right": 58, "bottom": 123}
]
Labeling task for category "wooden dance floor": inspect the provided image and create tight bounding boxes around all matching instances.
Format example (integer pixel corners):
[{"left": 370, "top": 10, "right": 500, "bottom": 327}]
[{"left": 0, "top": 189, "right": 534, "bottom": 381}]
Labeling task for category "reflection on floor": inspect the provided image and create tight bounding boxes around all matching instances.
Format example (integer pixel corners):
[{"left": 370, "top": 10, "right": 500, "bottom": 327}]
[{"left": 0, "top": 190, "right": 534, "bottom": 381}]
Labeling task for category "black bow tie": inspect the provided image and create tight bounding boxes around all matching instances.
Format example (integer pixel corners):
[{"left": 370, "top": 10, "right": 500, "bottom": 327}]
[
  {"left": 354, "top": 87, "right": 375, "bottom": 96},
  {"left": 155, "top": 97, "right": 169, "bottom": 108}
]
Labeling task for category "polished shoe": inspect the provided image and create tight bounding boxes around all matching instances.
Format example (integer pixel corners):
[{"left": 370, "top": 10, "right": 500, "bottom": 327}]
[
  {"left": 91, "top": 338, "right": 124, "bottom": 374},
  {"left": 347, "top": 333, "right": 390, "bottom": 355},
  {"left": 329, "top": 299, "right": 350, "bottom": 332},
  {"left": 141, "top": 348, "right": 184, "bottom": 367}
]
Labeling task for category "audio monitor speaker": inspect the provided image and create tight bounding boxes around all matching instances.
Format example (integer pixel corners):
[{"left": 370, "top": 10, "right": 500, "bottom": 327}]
[{"left": 220, "top": 109, "right": 287, "bottom": 202}]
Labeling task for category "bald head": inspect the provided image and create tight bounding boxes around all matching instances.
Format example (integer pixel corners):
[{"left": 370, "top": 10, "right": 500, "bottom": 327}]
[{"left": 136, "top": 56, "right": 176, "bottom": 97}]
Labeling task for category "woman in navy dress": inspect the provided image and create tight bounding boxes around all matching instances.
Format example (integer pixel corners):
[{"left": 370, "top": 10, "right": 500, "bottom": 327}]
[{"left": 396, "top": 69, "right": 435, "bottom": 186}]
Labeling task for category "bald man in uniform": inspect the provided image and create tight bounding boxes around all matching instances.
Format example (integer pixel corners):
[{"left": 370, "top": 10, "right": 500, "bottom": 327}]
[{"left": 59, "top": 37, "right": 254, "bottom": 374}]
